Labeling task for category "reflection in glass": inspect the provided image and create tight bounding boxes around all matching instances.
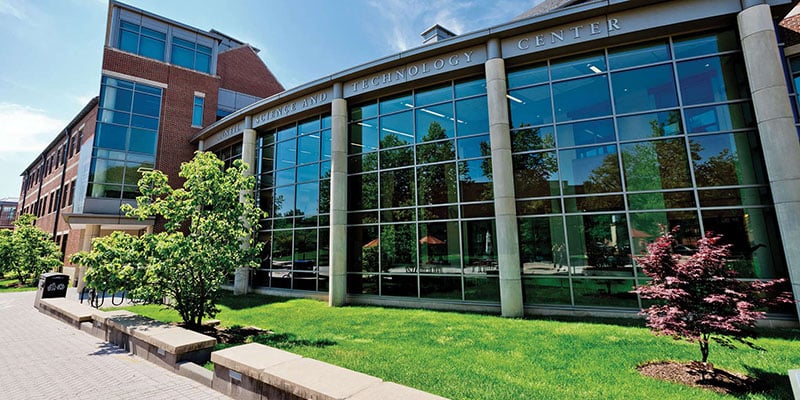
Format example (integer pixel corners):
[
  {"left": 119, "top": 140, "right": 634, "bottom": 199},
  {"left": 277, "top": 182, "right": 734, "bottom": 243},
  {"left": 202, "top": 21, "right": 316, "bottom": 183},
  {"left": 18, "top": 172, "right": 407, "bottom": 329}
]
[
  {"left": 380, "top": 168, "right": 415, "bottom": 208},
  {"left": 556, "top": 118, "right": 614, "bottom": 147},
  {"left": 701, "top": 208, "right": 786, "bottom": 279},
  {"left": 684, "top": 103, "right": 755, "bottom": 133},
  {"left": 511, "top": 126, "right": 555, "bottom": 152},
  {"left": 464, "top": 276, "right": 499, "bottom": 302},
  {"left": 459, "top": 159, "right": 493, "bottom": 202},
  {"left": 420, "top": 276, "right": 462, "bottom": 299},
  {"left": 455, "top": 96, "right": 489, "bottom": 136},
  {"left": 273, "top": 185, "right": 295, "bottom": 218},
  {"left": 523, "top": 277, "right": 571, "bottom": 305},
  {"left": 349, "top": 119, "right": 379, "bottom": 154},
  {"left": 622, "top": 138, "right": 691, "bottom": 191},
  {"left": 297, "top": 117, "right": 319, "bottom": 135},
  {"left": 381, "top": 275, "right": 417, "bottom": 297},
  {"left": 417, "top": 140, "right": 455, "bottom": 164},
  {"left": 508, "top": 85, "right": 553, "bottom": 127},
  {"left": 461, "top": 220, "right": 497, "bottom": 270},
  {"left": 381, "top": 224, "right": 417, "bottom": 273},
  {"left": 565, "top": 213, "right": 631, "bottom": 271},
  {"left": 507, "top": 63, "right": 548, "bottom": 88},
  {"left": 691, "top": 133, "right": 765, "bottom": 187},
  {"left": 559, "top": 145, "right": 620, "bottom": 195},
  {"left": 629, "top": 211, "right": 700, "bottom": 255},
  {"left": 295, "top": 182, "right": 319, "bottom": 226},
  {"left": 348, "top": 173, "right": 378, "bottom": 210},
  {"left": 627, "top": 191, "right": 695, "bottom": 210},
  {"left": 550, "top": 52, "right": 606, "bottom": 80},
  {"left": 348, "top": 225, "right": 378, "bottom": 273},
  {"left": 516, "top": 198, "right": 561, "bottom": 215},
  {"left": 617, "top": 110, "right": 682, "bottom": 141},
  {"left": 518, "top": 216, "right": 566, "bottom": 274},
  {"left": 275, "top": 168, "right": 295, "bottom": 187},
  {"left": 698, "top": 187, "right": 771, "bottom": 207},
  {"left": 677, "top": 55, "right": 748, "bottom": 105},
  {"left": 608, "top": 40, "right": 670, "bottom": 70},
  {"left": 572, "top": 279, "right": 639, "bottom": 308},
  {"left": 461, "top": 203, "right": 495, "bottom": 218},
  {"left": 347, "top": 274, "right": 378, "bottom": 295},
  {"left": 419, "top": 221, "right": 460, "bottom": 274},
  {"left": 553, "top": 75, "right": 612, "bottom": 121},
  {"left": 379, "top": 92, "right": 413, "bottom": 114},
  {"left": 275, "top": 139, "right": 296, "bottom": 168},
  {"left": 380, "top": 111, "right": 413, "bottom": 148},
  {"left": 513, "top": 151, "right": 559, "bottom": 198},
  {"left": 415, "top": 83, "right": 452, "bottom": 106},
  {"left": 298, "top": 134, "right": 320, "bottom": 164},
  {"left": 350, "top": 101, "right": 377, "bottom": 121},
  {"left": 417, "top": 163, "right": 458, "bottom": 205},
  {"left": 563, "top": 194, "right": 624, "bottom": 213},
  {"left": 611, "top": 64, "right": 678, "bottom": 114},
  {"left": 416, "top": 104, "right": 455, "bottom": 142},
  {"left": 673, "top": 30, "right": 738, "bottom": 59},
  {"left": 380, "top": 147, "right": 414, "bottom": 170},
  {"left": 457, "top": 135, "right": 490, "bottom": 159},
  {"left": 276, "top": 125, "right": 297, "bottom": 142},
  {"left": 455, "top": 78, "right": 486, "bottom": 98}
]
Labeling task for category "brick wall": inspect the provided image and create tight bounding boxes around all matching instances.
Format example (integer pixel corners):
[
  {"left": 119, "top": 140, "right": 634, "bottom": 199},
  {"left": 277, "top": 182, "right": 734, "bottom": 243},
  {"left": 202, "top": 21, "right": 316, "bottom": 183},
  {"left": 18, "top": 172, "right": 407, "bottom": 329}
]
[{"left": 217, "top": 46, "right": 284, "bottom": 98}]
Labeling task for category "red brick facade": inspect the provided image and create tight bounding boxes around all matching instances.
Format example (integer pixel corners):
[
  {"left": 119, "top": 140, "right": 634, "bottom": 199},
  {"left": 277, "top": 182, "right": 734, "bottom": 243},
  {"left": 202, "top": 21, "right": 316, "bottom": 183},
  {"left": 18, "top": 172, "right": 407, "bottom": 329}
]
[{"left": 217, "top": 46, "right": 284, "bottom": 97}]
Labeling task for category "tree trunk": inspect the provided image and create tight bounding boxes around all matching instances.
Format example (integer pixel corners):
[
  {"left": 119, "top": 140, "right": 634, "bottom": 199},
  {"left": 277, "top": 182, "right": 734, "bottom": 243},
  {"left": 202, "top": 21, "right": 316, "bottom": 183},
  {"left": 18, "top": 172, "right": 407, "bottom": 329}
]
[{"left": 699, "top": 334, "right": 710, "bottom": 363}]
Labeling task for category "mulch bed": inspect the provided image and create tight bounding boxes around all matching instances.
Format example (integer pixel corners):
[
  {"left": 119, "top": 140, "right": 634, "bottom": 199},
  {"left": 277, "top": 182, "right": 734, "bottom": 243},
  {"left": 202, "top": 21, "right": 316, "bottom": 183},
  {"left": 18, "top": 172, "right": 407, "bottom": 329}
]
[{"left": 637, "top": 361, "right": 765, "bottom": 395}]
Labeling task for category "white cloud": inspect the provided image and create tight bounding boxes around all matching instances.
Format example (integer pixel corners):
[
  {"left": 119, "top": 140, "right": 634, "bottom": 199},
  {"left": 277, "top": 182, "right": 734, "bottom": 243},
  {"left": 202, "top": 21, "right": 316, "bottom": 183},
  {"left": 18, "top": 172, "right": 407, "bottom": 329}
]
[
  {"left": 0, "top": 0, "right": 25, "bottom": 20},
  {"left": 0, "top": 103, "right": 65, "bottom": 153}
]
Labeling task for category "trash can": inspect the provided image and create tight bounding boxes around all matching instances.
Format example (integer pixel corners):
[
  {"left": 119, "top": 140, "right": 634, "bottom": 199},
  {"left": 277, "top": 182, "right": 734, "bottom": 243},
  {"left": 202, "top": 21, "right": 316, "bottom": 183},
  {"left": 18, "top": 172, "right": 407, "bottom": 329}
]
[{"left": 39, "top": 272, "right": 69, "bottom": 299}]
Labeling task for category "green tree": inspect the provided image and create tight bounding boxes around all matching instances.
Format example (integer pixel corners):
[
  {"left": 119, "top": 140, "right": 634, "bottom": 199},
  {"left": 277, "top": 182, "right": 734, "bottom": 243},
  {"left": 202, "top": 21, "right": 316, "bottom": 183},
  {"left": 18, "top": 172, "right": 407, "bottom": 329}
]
[
  {"left": 73, "top": 152, "right": 263, "bottom": 328},
  {"left": 0, "top": 229, "right": 12, "bottom": 279},
  {"left": 4, "top": 214, "right": 62, "bottom": 285}
]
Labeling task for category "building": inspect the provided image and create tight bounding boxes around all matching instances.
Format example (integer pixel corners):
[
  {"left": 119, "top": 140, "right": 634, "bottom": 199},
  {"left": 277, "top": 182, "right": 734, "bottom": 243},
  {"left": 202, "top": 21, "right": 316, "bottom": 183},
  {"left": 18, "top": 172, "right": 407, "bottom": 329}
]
[
  {"left": 0, "top": 198, "right": 18, "bottom": 230},
  {"left": 17, "top": 1, "right": 283, "bottom": 281},
  {"left": 192, "top": 0, "right": 800, "bottom": 321}
]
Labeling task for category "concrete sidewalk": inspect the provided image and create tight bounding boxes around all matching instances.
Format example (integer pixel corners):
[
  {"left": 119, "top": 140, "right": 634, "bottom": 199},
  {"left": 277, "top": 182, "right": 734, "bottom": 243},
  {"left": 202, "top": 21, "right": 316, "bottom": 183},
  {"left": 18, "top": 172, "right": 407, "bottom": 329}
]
[{"left": 0, "top": 291, "right": 230, "bottom": 400}]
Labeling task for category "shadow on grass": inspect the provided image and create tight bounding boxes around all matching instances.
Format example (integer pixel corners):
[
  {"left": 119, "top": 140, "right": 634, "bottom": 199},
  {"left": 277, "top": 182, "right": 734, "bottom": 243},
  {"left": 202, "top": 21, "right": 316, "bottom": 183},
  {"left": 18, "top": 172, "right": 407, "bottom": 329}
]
[
  {"left": 251, "top": 332, "right": 336, "bottom": 349},
  {"left": 738, "top": 366, "right": 793, "bottom": 399},
  {"left": 217, "top": 292, "right": 297, "bottom": 310}
]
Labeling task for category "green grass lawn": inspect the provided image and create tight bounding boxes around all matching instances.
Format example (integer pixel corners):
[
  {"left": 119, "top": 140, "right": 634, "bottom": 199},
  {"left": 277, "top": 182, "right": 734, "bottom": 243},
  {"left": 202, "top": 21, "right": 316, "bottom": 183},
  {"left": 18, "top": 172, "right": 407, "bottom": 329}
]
[
  {"left": 123, "top": 293, "right": 800, "bottom": 400},
  {"left": 0, "top": 277, "right": 38, "bottom": 292}
]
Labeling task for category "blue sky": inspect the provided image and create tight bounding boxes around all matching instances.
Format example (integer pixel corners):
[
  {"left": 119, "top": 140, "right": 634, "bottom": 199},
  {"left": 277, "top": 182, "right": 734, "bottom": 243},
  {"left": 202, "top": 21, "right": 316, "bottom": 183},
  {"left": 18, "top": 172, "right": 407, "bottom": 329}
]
[{"left": 0, "top": 0, "right": 543, "bottom": 199}]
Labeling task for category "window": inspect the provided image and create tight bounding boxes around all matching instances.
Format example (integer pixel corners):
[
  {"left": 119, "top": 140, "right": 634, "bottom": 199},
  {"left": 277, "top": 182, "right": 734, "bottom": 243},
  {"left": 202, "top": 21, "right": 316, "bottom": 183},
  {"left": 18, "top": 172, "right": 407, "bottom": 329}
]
[
  {"left": 192, "top": 95, "right": 204, "bottom": 127},
  {"left": 172, "top": 37, "right": 212, "bottom": 73},
  {"left": 118, "top": 21, "right": 166, "bottom": 61}
]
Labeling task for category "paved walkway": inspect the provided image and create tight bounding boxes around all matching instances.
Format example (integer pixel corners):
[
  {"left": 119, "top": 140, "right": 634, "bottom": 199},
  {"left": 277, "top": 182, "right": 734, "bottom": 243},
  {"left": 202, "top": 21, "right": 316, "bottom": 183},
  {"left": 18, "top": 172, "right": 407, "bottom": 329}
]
[{"left": 0, "top": 291, "right": 230, "bottom": 400}]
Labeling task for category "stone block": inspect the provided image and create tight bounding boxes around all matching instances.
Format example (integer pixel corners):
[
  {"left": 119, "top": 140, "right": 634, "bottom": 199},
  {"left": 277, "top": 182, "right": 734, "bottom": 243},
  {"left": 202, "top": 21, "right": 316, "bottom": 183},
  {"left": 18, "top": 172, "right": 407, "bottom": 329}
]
[
  {"left": 261, "top": 357, "right": 382, "bottom": 400},
  {"left": 348, "top": 382, "right": 449, "bottom": 400}
]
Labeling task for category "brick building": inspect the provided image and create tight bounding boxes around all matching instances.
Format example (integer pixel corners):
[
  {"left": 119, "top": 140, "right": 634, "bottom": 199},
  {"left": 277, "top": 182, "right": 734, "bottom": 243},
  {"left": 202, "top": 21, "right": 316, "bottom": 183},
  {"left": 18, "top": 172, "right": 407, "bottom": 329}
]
[{"left": 17, "top": 1, "right": 283, "bottom": 282}]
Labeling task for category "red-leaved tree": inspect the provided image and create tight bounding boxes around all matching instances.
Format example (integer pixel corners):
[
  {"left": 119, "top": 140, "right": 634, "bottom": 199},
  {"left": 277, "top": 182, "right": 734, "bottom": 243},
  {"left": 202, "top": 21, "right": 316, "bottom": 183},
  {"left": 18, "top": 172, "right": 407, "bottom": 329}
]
[{"left": 634, "top": 227, "right": 793, "bottom": 363}]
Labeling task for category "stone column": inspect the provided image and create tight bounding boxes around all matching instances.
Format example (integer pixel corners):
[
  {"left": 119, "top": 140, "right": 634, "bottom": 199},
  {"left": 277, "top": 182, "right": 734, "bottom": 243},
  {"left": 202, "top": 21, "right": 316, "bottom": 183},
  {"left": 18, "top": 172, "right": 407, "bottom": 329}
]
[
  {"left": 233, "top": 127, "right": 257, "bottom": 295},
  {"left": 485, "top": 39, "right": 523, "bottom": 317},
  {"left": 75, "top": 224, "right": 100, "bottom": 293},
  {"left": 738, "top": 3, "right": 800, "bottom": 319},
  {"left": 329, "top": 83, "right": 348, "bottom": 306}
]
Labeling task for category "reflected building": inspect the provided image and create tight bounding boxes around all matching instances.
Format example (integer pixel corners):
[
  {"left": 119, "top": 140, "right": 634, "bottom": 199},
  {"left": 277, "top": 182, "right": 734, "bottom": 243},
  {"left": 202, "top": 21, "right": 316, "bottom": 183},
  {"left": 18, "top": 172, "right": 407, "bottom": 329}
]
[{"left": 197, "top": 0, "right": 800, "bottom": 320}]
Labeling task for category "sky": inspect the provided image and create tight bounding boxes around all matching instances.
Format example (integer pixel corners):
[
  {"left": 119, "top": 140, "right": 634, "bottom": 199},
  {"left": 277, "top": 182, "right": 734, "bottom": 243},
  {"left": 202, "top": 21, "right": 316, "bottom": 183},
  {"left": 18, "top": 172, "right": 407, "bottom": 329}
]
[{"left": 0, "top": 0, "right": 544, "bottom": 200}]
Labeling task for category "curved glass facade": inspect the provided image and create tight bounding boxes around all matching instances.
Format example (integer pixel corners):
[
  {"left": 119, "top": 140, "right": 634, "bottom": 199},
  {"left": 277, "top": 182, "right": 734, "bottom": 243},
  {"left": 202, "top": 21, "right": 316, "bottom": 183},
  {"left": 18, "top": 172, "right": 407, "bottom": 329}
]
[{"left": 247, "top": 28, "right": 790, "bottom": 312}]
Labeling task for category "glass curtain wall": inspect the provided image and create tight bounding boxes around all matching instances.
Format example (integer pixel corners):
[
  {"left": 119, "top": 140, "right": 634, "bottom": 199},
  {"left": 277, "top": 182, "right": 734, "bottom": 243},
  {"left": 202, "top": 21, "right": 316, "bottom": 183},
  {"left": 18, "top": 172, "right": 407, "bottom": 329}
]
[
  {"left": 509, "top": 29, "right": 787, "bottom": 309},
  {"left": 346, "top": 78, "right": 500, "bottom": 302},
  {"left": 89, "top": 76, "right": 161, "bottom": 200},
  {"left": 256, "top": 114, "right": 332, "bottom": 292}
]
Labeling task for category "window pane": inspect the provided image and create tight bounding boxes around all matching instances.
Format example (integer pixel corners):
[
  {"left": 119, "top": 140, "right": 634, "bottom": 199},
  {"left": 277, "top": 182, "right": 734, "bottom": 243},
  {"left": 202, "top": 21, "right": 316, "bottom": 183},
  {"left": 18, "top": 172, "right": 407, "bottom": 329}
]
[
  {"left": 131, "top": 114, "right": 159, "bottom": 130},
  {"left": 350, "top": 101, "right": 377, "bottom": 121},
  {"left": 417, "top": 163, "right": 458, "bottom": 205},
  {"left": 572, "top": 279, "right": 638, "bottom": 308},
  {"left": 415, "top": 83, "right": 452, "bottom": 106},
  {"left": 523, "top": 277, "right": 571, "bottom": 305},
  {"left": 99, "top": 109, "right": 131, "bottom": 125},
  {"left": 275, "top": 168, "right": 295, "bottom": 187},
  {"left": 563, "top": 194, "right": 624, "bottom": 213},
  {"left": 509, "top": 85, "right": 552, "bottom": 128},
  {"left": 627, "top": 191, "right": 696, "bottom": 210},
  {"left": 380, "top": 168, "right": 415, "bottom": 208},
  {"left": 96, "top": 123, "right": 128, "bottom": 150},
  {"left": 697, "top": 187, "right": 771, "bottom": 207},
  {"left": 617, "top": 110, "right": 682, "bottom": 141},
  {"left": 673, "top": 30, "right": 738, "bottom": 59},
  {"left": 552, "top": 75, "right": 612, "bottom": 121},
  {"left": 421, "top": 276, "right": 462, "bottom": 299},
  {"left": 119, "top": 30, "right": 138, "bottom": 53},
  {"left": 298, "top": 134, "right": 320, "bottom": 164},
  {"left": 608, "top": 40, "right": 670, "bottom": 70},
  {"left": 276, "top": 125, "right": 297, "bottom": 142},
  {"left": 348, "top": 225, "right": 379, "bottom": 272},
  {"left": 296, "top": 164, "right": 317, "bottom": 182},
  {"left": 455, "top": 78, "right": 486, "bottom": 98},
  {"left": 348, "top": 173, "right": 378, "bottom": 210},
  {"left": 100, "top": 86, "right": 132, "bottom": 111},
  {"left": 611, "top": 64, "right": 678, "bottom": 114},
  {"left": 379, "top": 92, "right": 413, "bottom": 114},
  {"left": 139, "top": 36, "right": 165, "bottom": 61},
  {"left": 516, "top": 198, "right": 561, "bottom": 215},
  {"left": 89, "top": 158, "right": 125, "bottom": 184},
  {"left": 275, "top": 139, "right": 297, "bottom": 167},
  {"left": 273, "top": 185, "right": 295, "bottom": 218},
  {"left": 381, "top": 224, "right": 417, "bottom": 274},
  {"left": 691, "top": 132, "right": 766, "bottom": 187},
  {"left": 513, "top": 151, "right": 559, "bottom": 198},
  {"left": 461, "top": 220, "right": 498, "bottom": 272},
  {"left": 508, "top": 63, "right": 548, "bottom": 88},
  {"left": 558, "top": 145, "right": 620, "bottom": 195},
  {"left": 380, "top": 111, "right": 413, "bottom": 148},
  {"left": 380, "top": 146, "right": 413, "bottom": 170},
  {"left": 677, "top": 55, "right": 748, "bottom": 105},
  {"left": 565, "top": 213, "right": 631, "bottom": 271},
  {"left": 511, "top": 126, "right": 555, "bottom": 152},
  {"left": 132, "top": 92, "right": 161, "bottom": 116},
  {"left": 455, "top": 96, "right": 488, "bottom": 136},
  {"left": 556, "top": 118, "right": 614, "bottom": 147},
  {"left": 457, "top": 135, "right": 490, "bottom": 159},
  {"left": 321, "top": 129, "right": 332, "bottom": 159},
  {"left": 551, "top": 52, "right": 606, "bottom": 80},
  {"left": 459, "top": 159, "right": 493, "bottom": 202},
  {"left": 196, "top": 53, "right": 211, "bottom": 73},
  {"left": 518, "top": 216, "right": 566, "bottom": 274},
  {"left": 684, "top": 103, "right": 755, "bottom": 133},
  {"left": 418, "top": 221, "right": 460, "bottom": 273},
  {"left": 416, "top": 103, "right": 455, "bottom": 142},
  {"left": 629, "top": 211, "right": 700, "bottom": 255},
  {"left": 171, "top": 45, "right": 194, "bottom": 69},
  {"left": 192, "top": 97, "right": 203, "bottom": 126},
  {"left": 295, "top": 182, "right": 319, "bottom": 223},
  {"left": 416, "top": 139, "right": 455, "bottom": 164},
  {"left": 129, "top": 128, "right": 157, "bottom": 154},
  {"left": 621, "top": 138, "right": 691, "bottom": 191},
  {"left": 349, "top": 119, "right": 378, "bottom": 153}
]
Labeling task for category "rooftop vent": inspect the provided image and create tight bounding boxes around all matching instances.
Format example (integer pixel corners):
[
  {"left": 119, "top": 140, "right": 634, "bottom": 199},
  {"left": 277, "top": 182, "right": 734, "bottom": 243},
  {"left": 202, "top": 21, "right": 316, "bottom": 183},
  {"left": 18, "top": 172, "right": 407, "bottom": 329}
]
[{"left": 420, "top": 24, "right": 456, "bottom": 45}]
